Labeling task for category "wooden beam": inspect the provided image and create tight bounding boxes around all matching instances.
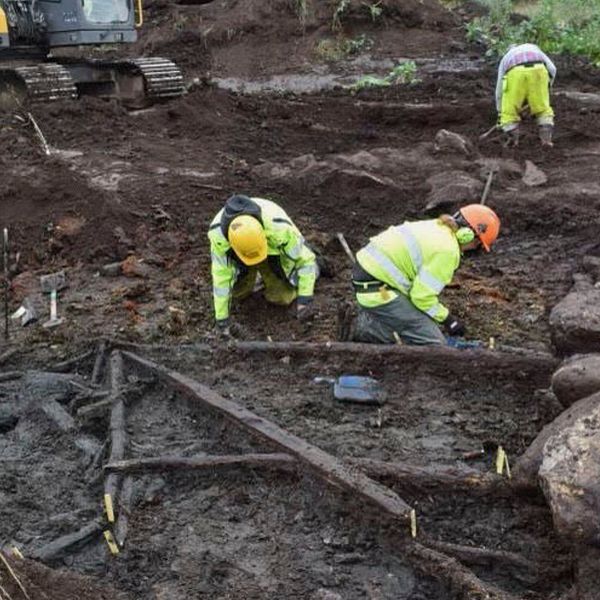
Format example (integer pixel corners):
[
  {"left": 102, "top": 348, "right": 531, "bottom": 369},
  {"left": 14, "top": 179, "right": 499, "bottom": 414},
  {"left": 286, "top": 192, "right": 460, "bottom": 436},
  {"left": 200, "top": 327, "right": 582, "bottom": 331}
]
[
  {"left": 104, "top": 453, "right": 296, "bottom": 474},
  {"left": 122, "top": 351, "right": 413, "bottom": 525},
  {"left": 30, "top": 520, "right": 103, "bottom": 562},
  {"left": 228, "top": 341, "right": 557, "bottom": 373}
]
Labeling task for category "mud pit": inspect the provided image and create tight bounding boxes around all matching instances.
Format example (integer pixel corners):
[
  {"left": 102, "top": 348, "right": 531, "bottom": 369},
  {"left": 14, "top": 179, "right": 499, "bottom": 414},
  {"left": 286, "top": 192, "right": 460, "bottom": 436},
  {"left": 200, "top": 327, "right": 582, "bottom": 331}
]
[{"left": 2, "top": 0, "right": 600, "bottom": 597}]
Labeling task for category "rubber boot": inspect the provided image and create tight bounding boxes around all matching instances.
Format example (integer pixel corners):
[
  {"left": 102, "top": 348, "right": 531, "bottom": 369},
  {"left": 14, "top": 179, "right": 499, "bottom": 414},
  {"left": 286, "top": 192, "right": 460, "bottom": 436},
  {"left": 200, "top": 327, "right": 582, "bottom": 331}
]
[{"left": 539, "top": 125, "right": 554, "bottom": 147}]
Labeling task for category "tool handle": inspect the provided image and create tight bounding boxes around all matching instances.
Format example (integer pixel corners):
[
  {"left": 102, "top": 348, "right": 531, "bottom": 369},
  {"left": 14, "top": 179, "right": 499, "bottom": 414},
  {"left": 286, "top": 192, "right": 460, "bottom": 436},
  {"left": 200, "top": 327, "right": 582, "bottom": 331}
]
[{"left": 50, "top": 289, "right": 58, "bottom": 320}]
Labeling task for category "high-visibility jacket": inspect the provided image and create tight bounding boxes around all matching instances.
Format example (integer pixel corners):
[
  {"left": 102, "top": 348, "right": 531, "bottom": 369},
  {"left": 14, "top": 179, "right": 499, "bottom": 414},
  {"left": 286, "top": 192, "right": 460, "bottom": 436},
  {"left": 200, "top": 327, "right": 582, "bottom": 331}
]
[
  {"left": 354, "top": 219, "right": 460, "bottom": 323},
  {"left": 208, "top": 197, "right": 317, "bottom": 321}
]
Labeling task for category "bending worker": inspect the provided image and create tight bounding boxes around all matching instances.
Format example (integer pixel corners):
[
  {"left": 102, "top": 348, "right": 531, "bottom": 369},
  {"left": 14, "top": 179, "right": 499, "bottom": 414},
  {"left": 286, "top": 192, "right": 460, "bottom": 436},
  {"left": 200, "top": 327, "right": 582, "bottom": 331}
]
[
  {"left": 496, "top": 43, "right": 556, "bottom": 147},
  {"left": 208, "top": 194, "right": 317, "bottom": 333},
  {"left": 350, "top": 205, "right": 500, "bottom": 345}
]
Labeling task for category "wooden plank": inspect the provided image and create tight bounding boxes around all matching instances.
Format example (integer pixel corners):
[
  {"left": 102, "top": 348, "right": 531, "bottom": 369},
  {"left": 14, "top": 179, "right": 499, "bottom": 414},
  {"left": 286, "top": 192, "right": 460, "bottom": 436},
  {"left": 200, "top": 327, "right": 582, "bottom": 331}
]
[
  {"left": 104, "top": 453, "right": 296, "bottom": 474},
  {"left": 31, "top": 520, "right": 103, "bottom": 562},
  {"left": 229, "top": 341, "right": 558, "bottom": 373},
  {"left": 122, "top": 351, "right": 413, "bottom": 525}
]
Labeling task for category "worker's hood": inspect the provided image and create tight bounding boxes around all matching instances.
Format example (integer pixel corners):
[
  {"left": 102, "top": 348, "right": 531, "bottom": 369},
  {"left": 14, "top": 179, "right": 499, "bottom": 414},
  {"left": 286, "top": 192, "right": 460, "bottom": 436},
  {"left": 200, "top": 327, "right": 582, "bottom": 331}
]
[{"left": 221, "top": 195, "right": 263, "bottom": 237}]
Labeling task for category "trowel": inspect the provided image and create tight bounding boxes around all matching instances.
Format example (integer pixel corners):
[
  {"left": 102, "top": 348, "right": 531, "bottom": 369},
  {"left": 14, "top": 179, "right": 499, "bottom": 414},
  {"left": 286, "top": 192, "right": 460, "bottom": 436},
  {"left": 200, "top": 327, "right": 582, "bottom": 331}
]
[{"left": 314, "top": 375, "right": 385, "bottom": 406}]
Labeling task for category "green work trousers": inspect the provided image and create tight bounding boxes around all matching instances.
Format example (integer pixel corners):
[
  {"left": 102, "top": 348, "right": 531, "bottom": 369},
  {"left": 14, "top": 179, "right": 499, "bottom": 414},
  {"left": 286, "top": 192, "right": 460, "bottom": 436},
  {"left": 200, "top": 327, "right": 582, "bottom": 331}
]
[
  {"left": 232, "top": 261, "right": 297, "bottom": 306},
  {"left": 353, "top": 293, "right": 446, "bottom": 346},
  {"left": 500, "top": 63, "right": 554, "bottom": 132}
]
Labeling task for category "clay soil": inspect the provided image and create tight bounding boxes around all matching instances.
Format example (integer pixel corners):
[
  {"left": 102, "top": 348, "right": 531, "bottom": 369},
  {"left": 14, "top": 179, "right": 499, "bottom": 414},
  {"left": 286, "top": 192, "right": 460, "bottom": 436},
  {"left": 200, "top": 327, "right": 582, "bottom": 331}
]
[{"left": 1, "top": 0, "right": 600, "bottom": 597}]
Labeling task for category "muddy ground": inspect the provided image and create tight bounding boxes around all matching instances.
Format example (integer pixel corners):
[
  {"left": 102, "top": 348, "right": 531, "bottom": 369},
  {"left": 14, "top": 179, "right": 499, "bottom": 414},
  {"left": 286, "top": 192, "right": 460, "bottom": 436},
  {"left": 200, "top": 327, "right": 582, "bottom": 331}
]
[{"left": 1, "top": 0, "right": 599, "bottom": 597}]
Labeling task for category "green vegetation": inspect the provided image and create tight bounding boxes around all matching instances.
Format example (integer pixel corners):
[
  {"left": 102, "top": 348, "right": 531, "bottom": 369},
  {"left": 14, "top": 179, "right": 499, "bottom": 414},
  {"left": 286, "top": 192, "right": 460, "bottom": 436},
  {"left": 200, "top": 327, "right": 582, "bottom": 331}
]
[
  {"left": 466, "top": 0, "right": 600, "bottom": 64},
  {"left": 332, "top": 0, "right": 351, "bottom": 31},
  {"left": 363, "top": 1, "right": 383, "bottom": 22},
  {"left": 315, "top": 34, "right": 373, "bottom": 61},
  {"left": 349, "top": 60, "right": 421, "bottom": 91}
]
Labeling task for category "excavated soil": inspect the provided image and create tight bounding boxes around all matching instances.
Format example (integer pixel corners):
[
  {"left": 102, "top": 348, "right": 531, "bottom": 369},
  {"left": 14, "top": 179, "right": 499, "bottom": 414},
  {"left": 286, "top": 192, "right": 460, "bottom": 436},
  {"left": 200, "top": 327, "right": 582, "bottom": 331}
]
[{"left": 1, "top": 0, "right": 600, "bottom": 597}]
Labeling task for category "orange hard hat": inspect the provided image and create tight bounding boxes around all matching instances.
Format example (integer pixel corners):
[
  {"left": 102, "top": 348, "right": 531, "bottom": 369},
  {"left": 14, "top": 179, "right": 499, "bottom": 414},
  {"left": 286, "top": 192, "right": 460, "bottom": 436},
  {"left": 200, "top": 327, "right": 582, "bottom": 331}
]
[{"left": 459, "top": 204, "right": 500, "bottom": 251}]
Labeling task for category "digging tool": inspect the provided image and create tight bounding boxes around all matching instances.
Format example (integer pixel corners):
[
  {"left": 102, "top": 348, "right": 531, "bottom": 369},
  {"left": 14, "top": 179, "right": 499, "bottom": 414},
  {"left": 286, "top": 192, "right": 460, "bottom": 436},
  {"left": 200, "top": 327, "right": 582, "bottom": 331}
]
[
  {"left": 40, "top": 271, "right": 67, "bottom": 328},
  {"left": 480, "top": 169, "right": 496, "bottom": 206},
  {"left": 336, "top": 232, "right": 356, "bottom": 264},
  {"left": 479, "top": 124, "right": 499, "bottom": 140},
  {"left": 3, "top": 228, "right": 8, "bottom": 340}
]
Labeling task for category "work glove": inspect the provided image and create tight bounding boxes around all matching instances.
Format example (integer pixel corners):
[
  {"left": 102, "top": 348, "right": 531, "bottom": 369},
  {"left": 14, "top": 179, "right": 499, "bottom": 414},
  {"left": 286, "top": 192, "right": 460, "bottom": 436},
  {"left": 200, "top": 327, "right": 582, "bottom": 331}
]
[{"left": 443, "top": 314, "right": 466, "bottom": 337}]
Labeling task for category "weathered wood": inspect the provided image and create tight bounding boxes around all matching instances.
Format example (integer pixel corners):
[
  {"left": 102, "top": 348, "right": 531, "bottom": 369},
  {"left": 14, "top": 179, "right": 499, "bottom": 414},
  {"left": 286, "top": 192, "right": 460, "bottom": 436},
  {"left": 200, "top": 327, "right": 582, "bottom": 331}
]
[
  {"left": 91, "top": 341, "right": 108, "bottom": 386},
  {"left": 122, "top": 351, "right": 413, "bottom": 524},
  {"left": 406, "top": 542, "right": 519, "bottom": 600},
  {"left": 30, "top": 520, "right": 103, "bottom": 562},
  {"left": 76, "top": 397, "right": 112, "bottom": 420},
  {"left": 70, "top": 389, "right": 110, "bottom": 412},
  {"left": 40, "top": 399, "right": 75, "bottom": 432},
  {"left": 49, "top": 350, "right": 94, "bottom": 373},
  {"left": 103, "top": 351, "right": 127, "bottom": 505},
  {"left": 0, "top": 371, "right": 22, "bottom": 382},
  {"left": 114, "top": 476, "right": 134, "bottom": 548},
  {"left": 229, "top": 341, "right": 558, "bottom": 373},
  {"left": 104, "top": 453, "right": 296, "bottom": 474},
  {"left": 424, "top": 538, "right": 535, "bottom": 571},
  {"left": 0, "top": 347, "right": 18, "bottom": 365},
  {"left": 347, "top": 458, "right": 531, "bottom": 496}
]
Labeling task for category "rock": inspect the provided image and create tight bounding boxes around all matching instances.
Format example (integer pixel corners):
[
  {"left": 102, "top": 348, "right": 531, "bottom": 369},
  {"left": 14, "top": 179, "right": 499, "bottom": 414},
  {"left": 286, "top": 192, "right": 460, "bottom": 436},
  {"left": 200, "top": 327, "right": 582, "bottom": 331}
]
[
  {"left": 549, "top": 282, "right": 600, "bottom": 354},
  {"left": 522, "top": 160, "right": 548, "bottom": 187},
  {"left": 475, "top": 157, "right": 522, "bottom": 180},
  {"left": 424, "top": 171, "right": 483, "bottom": 213},
  {"left": 552, "top": 354, "right": 600, "bottom": 407},
  {"left": 513, "top": 390, "right": 600, "bottom": 487},
  {"left": 10, "top": 271, "right": 37, "bottom": 303},
  {"left": 557, "top": 91, "right": 600, "bottom": 108},
  {"left": 539, "top": 398, "right": 600, "bottom": 544},
  {"left": 101, "top": 262, "right": 123, "bottom": 277},
  {"left": 582, "top": 255, "right": 600, "bottom": 283},
  {"left": 122, "top": 256, "right": 152, "bottom": 279},
  {"left": 0, "top": 405, "right": 19, "bottom": 433},
  {"left": 312, "top": 590, "right": 343, "bottom": 600},
  {"left": 433, "top": 129, "right": 473, "bottom": 156},
  {"left": 54, "top": 216, "right": 86, "bottom": 239}
]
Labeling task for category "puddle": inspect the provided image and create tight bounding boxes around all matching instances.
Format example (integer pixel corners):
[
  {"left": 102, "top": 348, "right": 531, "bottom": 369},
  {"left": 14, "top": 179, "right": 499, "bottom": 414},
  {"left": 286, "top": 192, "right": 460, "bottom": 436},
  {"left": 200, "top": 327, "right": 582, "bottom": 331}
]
[{"left": 213, "top": 56, "right": 486, "bottom": 94}]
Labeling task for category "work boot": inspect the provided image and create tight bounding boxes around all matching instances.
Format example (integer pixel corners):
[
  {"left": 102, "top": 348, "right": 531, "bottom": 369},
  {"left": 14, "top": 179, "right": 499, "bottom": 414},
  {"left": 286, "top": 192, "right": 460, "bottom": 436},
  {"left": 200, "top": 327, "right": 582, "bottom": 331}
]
[
  {"left": 539, "top": 125, "right": 554, "bottom": 147},
  {"left": 502, "top": 128, "right": 519, "bottom": 148}
]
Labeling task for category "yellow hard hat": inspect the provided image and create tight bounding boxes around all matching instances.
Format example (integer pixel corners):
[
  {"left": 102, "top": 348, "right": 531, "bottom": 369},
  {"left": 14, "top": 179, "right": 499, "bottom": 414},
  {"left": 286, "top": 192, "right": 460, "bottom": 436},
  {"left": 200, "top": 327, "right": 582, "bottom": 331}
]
[{"left": 228, "top": 215, "right": 267, "bottom": 265}]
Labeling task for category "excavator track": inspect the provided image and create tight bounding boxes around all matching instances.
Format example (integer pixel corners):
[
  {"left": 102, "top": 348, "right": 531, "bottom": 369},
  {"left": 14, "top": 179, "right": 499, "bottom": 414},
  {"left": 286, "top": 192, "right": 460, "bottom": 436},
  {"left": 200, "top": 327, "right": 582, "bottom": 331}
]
[
  {"left": 0, "top": 63, "right": 77, "bottom": 105},
  {"left": 124, "top": 57, "right": 185, "bottom": 101}
]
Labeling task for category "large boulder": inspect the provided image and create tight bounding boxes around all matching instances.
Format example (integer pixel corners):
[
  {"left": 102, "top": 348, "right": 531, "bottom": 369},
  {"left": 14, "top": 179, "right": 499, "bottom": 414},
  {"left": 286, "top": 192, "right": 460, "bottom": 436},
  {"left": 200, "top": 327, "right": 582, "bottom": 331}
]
[
  {"left": 552, "top": 354, "right": 600, "bottom": 407},
  {"left": 539, "top": 398, "right": 600, "bottom": 545},
  {"left": 513, "top": 390, "right": 600, "bottom": 487},
  {"left": 549, "top": 277, "right": 600, "bottom": 355},
  {"left": 424, "top": 170, "right": 483, "bottom": 213}
]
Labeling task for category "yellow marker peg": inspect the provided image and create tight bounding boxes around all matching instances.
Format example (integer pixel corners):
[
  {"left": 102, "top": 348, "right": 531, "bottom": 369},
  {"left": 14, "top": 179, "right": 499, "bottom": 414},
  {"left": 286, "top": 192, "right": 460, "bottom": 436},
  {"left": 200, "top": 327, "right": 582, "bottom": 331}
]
[
  {"left": 410, "top": 509, "right": 417, "bottom": 538},
  {"left": 11, "top": 547, "right": 24, "bottom": 559},
  {"left": 495, "top": 446, "right": 506, "bottom": 475},
  {"left": 489, "top": 336, "right": 496, "bottom": 350},
  {"left": 103, "top": 530, "right": 120, "bottom": 555},
  {"left": 104, "top": 493, "right": 115, "bottom": 523},
  {"left": 504, "top": 452, "right": 512, "bottom": 480}
]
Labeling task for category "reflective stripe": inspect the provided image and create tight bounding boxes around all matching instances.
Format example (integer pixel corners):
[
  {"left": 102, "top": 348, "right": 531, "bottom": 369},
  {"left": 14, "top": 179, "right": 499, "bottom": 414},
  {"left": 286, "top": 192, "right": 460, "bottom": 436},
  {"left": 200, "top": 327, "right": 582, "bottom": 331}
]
[
  {"left": 211, "top": 252, "right": 229, "bottom": 268},
  {"left": 394, "top": 225, "right": 422, "bottom": 271},
  {"left": 286, "top": 241, "right": 304, "bottom": 260},
  {"left": 297, "top": 265, "right": 315, "bottom": 276},
  {"left": 364, "top": 244, "right": 411, "bottom": 293},
  {"left": 418, "top": 269, "right": 445, "bottom": 293},
  {"left": 213, "top": 286, "right": 230, "bottom": 297},
  {"left": 425, "top": 304, "right": 442, "bottom": 318}
]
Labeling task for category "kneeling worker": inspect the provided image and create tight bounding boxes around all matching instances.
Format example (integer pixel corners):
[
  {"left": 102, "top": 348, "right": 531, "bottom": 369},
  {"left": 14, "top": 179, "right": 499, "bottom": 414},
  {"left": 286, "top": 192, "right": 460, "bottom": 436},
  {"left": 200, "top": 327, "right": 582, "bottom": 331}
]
[
  {"left": 351, "top": 205, "right": 500, "bottom": 345},
  {"left": 208, "top": 194, "right": 318, "bottom": 333},
  {"left": 496, "top": 43, "right": 556, "bottom": 147}
]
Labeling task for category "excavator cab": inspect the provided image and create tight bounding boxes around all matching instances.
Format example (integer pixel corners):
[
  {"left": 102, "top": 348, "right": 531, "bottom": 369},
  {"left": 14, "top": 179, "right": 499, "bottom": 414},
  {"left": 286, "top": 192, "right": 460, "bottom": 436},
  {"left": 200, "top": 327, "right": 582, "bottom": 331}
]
[{"left": 0, "top": 0, "right": 184, "bottom": 105}]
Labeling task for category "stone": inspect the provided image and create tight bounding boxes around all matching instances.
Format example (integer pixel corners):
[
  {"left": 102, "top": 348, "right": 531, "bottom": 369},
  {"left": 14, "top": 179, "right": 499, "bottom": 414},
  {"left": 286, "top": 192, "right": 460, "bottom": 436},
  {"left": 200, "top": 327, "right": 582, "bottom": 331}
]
[
  {"left": 539, "top": 398, "right": 600, "bottom": 544},
  {"left": 475, "top": 157, "right": 522, "bottom": 180},
  {"left": 424, "top": 170, "right": 483, "bottom": 213},
  {"left": 552, "top": 354, "right": 600, "bottom": 407},
  {"left": 433, "top": 129, "right": 473, "bottom": 156},
  {"left": 582, "top": 255, "right": 600, "bottom": 283},
  {"left": 557, "top": 91, "right": 600, "bottom": 108},
  {"left": 522, "top": 160, "right": 548, "bottom": 187},
  {"left": 513, "top": 390, "right": 600, "bottom": 487},
  {"left": 121, "top": 256, "right": 152, "bottom": 279},
  {"left": 312, "top": 590, "right": 343, "bottom": 600},
  {"left": 0, "top": 405, "right": 19, "bottom": 433},
  {"left": 101, "top": 262, "right": 123, "bottom": 277},
  {"left": 549, "top": 280, "right": 600, "bottom": 354}
]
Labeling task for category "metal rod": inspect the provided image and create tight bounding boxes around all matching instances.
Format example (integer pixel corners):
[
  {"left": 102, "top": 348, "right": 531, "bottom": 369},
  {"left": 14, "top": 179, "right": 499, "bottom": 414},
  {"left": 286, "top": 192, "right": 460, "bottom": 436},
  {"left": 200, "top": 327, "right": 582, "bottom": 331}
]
[
  {"left": 27, "top": 112, "right": 51, "bottom": 156},
  {"left": 336, "top": 232, "right": 356, "bottom": 264},
  {"left": 480, "top": 169, "right": 496, "bottom": 206},
  {"left": 3, "top": 228, "right": 8, "bottom": 340}
]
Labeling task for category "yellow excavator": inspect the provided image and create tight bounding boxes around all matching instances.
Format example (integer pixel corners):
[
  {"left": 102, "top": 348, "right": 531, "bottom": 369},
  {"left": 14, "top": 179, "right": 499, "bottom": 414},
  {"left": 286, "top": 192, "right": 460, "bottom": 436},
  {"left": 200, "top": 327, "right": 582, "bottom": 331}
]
[{"left": 0, "top": 0, "right": 184, "bottom": 106}]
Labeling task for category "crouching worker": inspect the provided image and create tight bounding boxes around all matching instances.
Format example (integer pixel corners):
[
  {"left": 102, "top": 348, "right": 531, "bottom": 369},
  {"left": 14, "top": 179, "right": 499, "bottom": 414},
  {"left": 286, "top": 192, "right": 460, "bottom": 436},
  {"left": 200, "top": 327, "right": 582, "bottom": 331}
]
[
  {"left": 350, "top": 205, "right": 500, "bottom": 345},
  {"left": 208, "top": 194, "right": 318, "bottom": 335},
  {"left": 496, "top": 43, "right": 556, "bottom": 147}
]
